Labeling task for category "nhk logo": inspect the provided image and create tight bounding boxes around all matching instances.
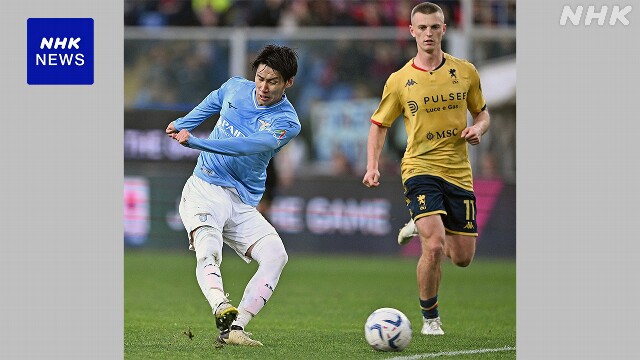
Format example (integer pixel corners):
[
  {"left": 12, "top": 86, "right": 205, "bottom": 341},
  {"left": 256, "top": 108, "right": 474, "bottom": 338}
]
[
  {"left": 27, "top": 18, "right": 94, "bottom": 85},
  {"left": 560, "top": 5, "right": 632, "bottom": 25}
]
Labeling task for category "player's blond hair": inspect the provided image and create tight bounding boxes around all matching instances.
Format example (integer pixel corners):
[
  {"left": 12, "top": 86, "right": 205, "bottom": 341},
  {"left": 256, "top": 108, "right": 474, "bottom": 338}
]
[{"left": 411, "top": 2, "right": 445, "bottom": 20}]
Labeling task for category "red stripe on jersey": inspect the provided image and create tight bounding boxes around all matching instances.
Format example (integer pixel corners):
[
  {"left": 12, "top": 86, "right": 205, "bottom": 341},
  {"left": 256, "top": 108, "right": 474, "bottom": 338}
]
[{"left": 370, "top": 119, "right": 389, "bottom": 127}]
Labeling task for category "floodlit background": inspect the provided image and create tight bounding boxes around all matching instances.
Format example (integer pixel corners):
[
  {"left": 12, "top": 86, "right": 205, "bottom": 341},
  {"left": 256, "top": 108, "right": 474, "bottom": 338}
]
[{"left": 123, "top": 0, "right": 516, "bottom": 258}]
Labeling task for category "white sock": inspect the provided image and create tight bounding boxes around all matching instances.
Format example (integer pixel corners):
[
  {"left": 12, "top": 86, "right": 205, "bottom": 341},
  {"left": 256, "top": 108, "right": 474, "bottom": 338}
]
[
  {"left": 236, "top": 234, "right": 288, "bottom": 325},
  {"left": 193, "top": 226, "right": 225, "bottom": 311},
  {"left": 231, "top": 308, "right": 254, "bottom": 329}
]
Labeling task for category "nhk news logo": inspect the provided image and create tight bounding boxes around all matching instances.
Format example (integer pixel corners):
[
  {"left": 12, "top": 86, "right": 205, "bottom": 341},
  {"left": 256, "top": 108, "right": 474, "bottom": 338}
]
[
  {"left": 27, "top": 18, "right": 94, "bottom": 85},
  {"left": 560, "top": 5, "right": 632, "bottom": 26}
]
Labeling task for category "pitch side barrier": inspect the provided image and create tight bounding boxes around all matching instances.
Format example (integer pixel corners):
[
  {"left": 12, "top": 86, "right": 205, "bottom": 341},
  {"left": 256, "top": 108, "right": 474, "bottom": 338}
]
[{"left": 124, "top": 169, "right": 514, "bottom": 257}]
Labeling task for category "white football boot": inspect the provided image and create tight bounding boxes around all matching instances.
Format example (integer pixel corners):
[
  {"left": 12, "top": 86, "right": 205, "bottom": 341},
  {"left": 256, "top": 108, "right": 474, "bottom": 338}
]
[
  {"left": 421, "top": 317, "right": 444, "bottom": 335},
  {"left": 217, "top": 327, "right": 264, "bottom": 346},
  {"left": 397, "top": 219, "right": 418, "bottom": 245}
]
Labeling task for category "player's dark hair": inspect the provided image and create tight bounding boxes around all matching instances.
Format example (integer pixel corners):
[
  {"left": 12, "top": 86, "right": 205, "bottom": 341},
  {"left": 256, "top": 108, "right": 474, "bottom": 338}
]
[
  {"left": 252, "top": 44, "right": 298, "bottom": 82},
  {"left": 411, "top": 2, "right": 444, "bottom": 19}
]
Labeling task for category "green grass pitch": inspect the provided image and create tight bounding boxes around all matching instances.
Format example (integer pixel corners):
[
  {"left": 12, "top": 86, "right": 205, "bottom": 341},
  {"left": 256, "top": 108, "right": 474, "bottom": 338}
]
[{"left": 125, "top": 250, "right": 515, "bottom": 359}]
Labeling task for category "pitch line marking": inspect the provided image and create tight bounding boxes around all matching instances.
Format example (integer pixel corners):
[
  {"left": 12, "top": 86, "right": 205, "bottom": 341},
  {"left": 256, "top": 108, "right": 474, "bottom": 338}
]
[{"left": 387, "top": 346, "right": 516, "bottom": 359}]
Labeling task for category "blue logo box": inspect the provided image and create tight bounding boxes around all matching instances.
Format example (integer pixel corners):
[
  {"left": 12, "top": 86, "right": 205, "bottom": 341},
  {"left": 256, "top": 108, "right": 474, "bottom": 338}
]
[{"left": 27, "top": 18, "right": 94, "bottom": 85}]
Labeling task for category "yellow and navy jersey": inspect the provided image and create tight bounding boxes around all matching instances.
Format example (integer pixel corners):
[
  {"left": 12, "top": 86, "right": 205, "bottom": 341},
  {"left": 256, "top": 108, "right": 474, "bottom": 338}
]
[{"left": 370, "top": 53, "right": 486, "bottom": 191}]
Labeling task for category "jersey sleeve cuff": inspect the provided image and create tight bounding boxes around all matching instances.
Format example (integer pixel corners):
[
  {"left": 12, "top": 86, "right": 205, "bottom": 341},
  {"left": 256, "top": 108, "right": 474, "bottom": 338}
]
[
  {"left": 186, "top": 135, "right": 200, "bottom": 148},
  {"left": 173, "top": 118, "right": 185, "bottom": 131},
  {"left": 370, "top": 119, "right": 388, "bottom": 127}
]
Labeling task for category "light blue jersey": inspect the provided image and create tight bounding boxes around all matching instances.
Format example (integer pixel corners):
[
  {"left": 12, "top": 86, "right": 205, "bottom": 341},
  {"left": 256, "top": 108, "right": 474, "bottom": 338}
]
[{"left": 173, "top": 77, "right": 301, "bottom": 207}]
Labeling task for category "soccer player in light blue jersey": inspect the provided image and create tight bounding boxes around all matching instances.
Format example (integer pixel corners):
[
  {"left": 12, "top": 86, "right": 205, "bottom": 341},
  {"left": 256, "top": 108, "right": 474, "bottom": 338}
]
[{"left": 166, "top": 45, "right": 300, "bottom": 347}]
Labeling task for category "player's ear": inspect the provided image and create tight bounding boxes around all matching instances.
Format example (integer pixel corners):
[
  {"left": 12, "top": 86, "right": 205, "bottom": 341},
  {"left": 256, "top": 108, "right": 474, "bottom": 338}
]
[
  {"left": 409, "top": 25, "right": 416, "bottom": 38},
  {"left": 285, "top": 77, "right": 294, "bottom": 89},
  {"left": 442, "top": 23, "right": 447, "bottom": 34}
]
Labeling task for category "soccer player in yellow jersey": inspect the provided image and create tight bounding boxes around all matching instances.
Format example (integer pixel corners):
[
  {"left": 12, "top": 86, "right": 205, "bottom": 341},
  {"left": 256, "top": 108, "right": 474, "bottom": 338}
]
[{"left": 362, "top": 2, "right": 491, "bottom": 336}]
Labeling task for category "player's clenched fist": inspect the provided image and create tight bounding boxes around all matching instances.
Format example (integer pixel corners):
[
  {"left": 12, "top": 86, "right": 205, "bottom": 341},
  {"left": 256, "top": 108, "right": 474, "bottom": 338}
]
[
  {"left": 461, "top": 125, "right": 482, "bottom": 145},
  {"left": 166, "top": 121, "right": 178, "bottom": 135},
  {"left": 362, "top": 169, "right": 380, "bottom": 188},
  {"left": 174, "top": 129, "right": 191, "bottom": 145}
]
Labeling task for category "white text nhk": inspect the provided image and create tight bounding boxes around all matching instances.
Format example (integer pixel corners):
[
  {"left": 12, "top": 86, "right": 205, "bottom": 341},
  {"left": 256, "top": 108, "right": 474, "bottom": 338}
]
[
  {"left": 36, "top": 37, "right": 85, "bottom": 66},
  {"left": 560, "top": 5, "right": 632, "bottom": 25}
]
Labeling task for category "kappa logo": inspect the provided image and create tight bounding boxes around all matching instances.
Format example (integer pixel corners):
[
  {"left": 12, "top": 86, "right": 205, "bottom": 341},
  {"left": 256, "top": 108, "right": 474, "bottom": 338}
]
[
  {"left": 27, "top": 18, "right": 94, "bottom": 85},
  {"left": 228, "top": 101, "right": 238, "bottom": 109},
  {"left": 405, "top": 79, "right": 418, "bottom": 87},
  {"left": 464, "top": 222, "right": 475, "bottom": 230}
]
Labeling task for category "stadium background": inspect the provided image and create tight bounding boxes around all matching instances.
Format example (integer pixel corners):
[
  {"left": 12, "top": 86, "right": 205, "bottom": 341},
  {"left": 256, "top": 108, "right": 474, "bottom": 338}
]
[{"left": 123, "top": 0, "right": 516, "bottom": 258}]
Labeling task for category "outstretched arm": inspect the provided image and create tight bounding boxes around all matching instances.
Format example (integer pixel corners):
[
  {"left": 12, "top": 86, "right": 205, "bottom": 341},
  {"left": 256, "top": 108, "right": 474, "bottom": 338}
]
[
  {"left": 171, "top": 117, "right": 300, "bottom": 156},
  {"left": 172, "top": 129, "right": 280, "bottom": 156},
  {"left": 362, "top": 123, "right": 388, "bottom": 188}
]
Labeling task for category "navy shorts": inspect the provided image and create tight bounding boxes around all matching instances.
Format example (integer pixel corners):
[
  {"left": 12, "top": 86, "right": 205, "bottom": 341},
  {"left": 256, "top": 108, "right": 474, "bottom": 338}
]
[{"left": 403, "top": 175, "right": 478, "bottom": 236}]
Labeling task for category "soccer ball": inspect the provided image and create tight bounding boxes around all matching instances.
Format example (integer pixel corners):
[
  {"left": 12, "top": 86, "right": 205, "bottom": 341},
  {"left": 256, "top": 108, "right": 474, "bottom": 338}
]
[{"left": 364, "top": 307, "right": 412, "bottom": 352}]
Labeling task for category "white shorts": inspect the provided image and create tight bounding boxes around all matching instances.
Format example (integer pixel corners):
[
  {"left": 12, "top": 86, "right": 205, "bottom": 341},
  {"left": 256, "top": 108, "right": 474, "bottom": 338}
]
[{"left": 178, "top": 175, "right": 278, "bottom": 263}]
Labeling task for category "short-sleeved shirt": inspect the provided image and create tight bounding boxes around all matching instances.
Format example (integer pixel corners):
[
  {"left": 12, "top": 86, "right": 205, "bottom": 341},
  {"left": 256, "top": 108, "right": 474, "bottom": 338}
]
[{"left": 370, "top": 53, "right": 486, "bottom": 191}]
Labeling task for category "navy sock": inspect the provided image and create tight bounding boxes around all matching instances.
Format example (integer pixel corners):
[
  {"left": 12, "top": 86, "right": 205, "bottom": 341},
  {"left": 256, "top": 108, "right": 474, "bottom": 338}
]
[{"left": 420, "top": 295, "right": 439, "bottom": 319}]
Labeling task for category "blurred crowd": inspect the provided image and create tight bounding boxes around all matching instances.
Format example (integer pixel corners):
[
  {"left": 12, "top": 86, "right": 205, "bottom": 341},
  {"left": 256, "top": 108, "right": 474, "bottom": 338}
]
[
  {"left": 125, "top": 0, "right": 515, "bottom": 29},
  {"left": 125, "top": 0, "right": 516, "bottom": 111},
  {"left": 124, "top": 0, "right": 516, "bottom": 181},
  {"left": 126, "top": 0, "right": 453, "bottom": 28}
]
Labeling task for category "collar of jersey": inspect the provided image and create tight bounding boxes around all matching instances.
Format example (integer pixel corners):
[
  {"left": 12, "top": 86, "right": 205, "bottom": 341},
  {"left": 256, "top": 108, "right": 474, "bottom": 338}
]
[
  {"left": 252, "top": 88, "right": 287, "bottom": 109},
  {"left": 411, "top": 53, "right": 447, "bottom": 72}
]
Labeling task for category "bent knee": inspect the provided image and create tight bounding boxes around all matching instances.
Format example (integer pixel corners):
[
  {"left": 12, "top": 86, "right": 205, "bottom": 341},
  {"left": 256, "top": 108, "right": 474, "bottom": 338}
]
[
  {"left": 252, "top": 234, "right": 288, "bottom": 269},
  {"left": 193, "top": 226, "right": 223, "bottom": 264},
  {"left": 421, "top": 242, "right": 444, "bottom": 260},
  {"left": 266, "top": 242, "right": 288, "bottom": 268},
  {"left": 451, "top": 254, "right": 474, "bottom": 267},
  {"left": 273, "top": 250, "right": 288, "bottom": 268},
  {"left": 446, "top": 235, "right": 476, "bottom": 267}
]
